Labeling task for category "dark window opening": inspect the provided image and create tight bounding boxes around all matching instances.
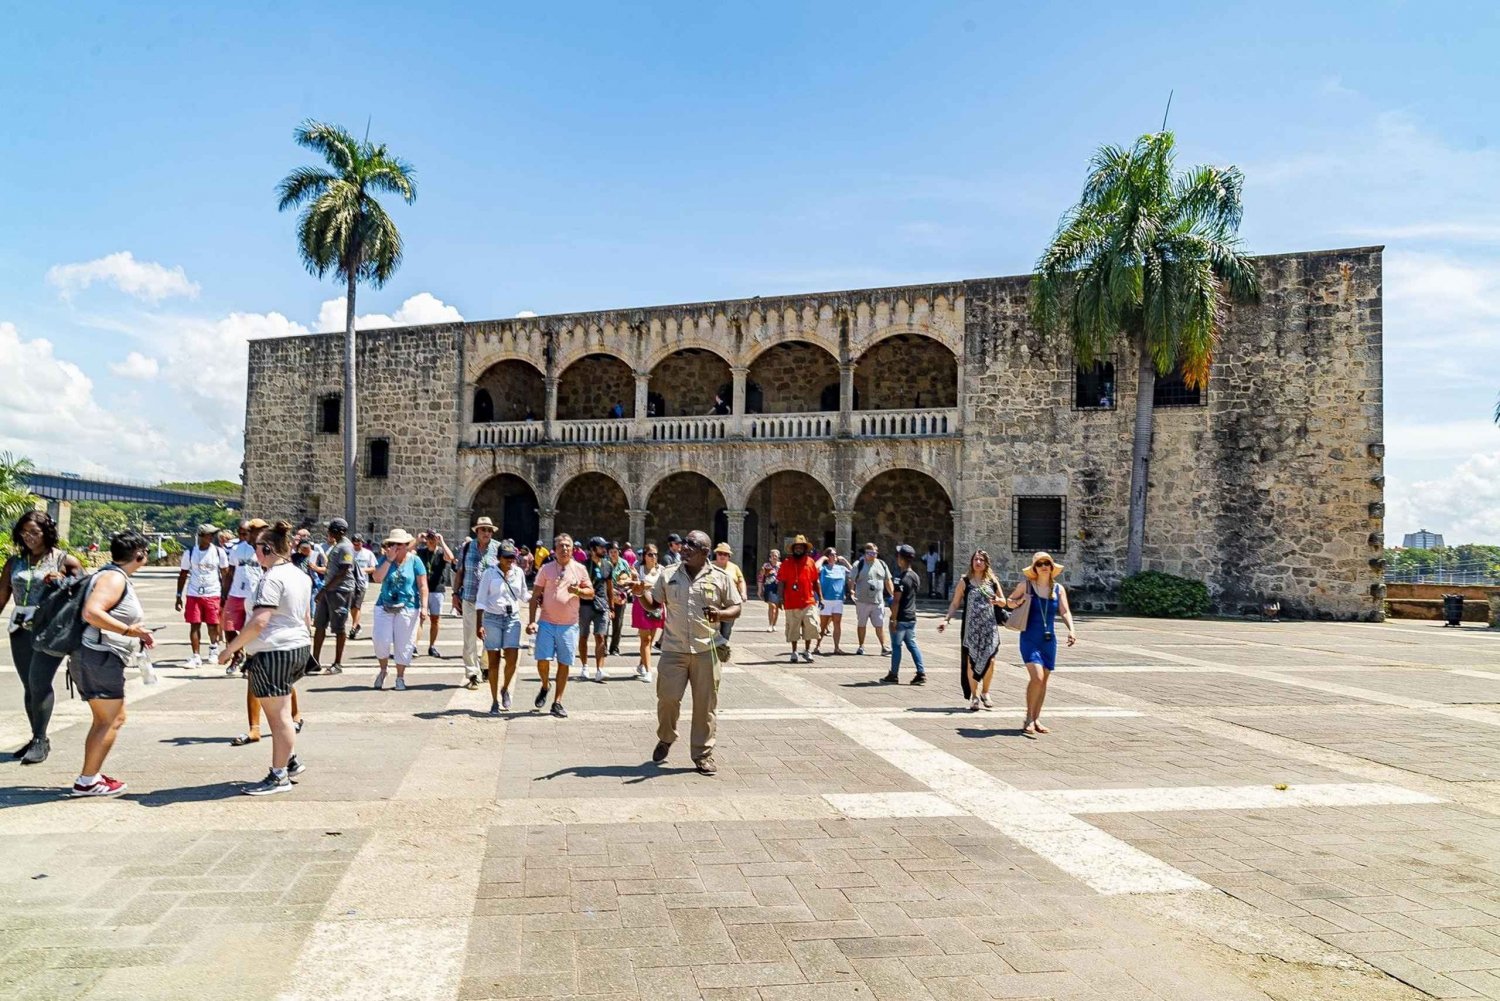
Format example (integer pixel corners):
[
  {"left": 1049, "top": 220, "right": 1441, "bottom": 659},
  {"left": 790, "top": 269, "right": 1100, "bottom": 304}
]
[
  {"left": 745, "top": 382, "right": 764, "bottom": 415},
  {"left": 818, "top": 384, "right": 859, "bottom": 412},
  {"left": 472, "top": 389, "right": 495, "bottom": 423},
  {"left": 1074, "top": 362, "right": 1115, "bottom": 410},
  {"left": 1014, "top": 496, "right": 1065, "bottom": 552},
  {"left": 1153, "top": 365, "right": 1203, "bottom": 407},
  {"left": 318, "top": 395, "right": 341, "bottom": 433},
  {"left": 646, "top": 391, "right": 666, "bottom": 417},
  {"left": 367, "top": 438, "right": 390, "bottom": 479}
]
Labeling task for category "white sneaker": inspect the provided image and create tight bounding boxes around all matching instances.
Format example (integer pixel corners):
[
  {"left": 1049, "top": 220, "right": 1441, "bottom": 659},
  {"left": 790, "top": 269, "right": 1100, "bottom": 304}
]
[
  {"left": 969, "top": 695, "right": 981, "bottom": 712},
  {"left": 186, "top": 654, "right": 202, "bottom": 669},
  {"left": 394, "top": 678, "right": 407, "bottom": 692},
  {"left": 635, "top": 665, "right": 649, "bottom": 681}
]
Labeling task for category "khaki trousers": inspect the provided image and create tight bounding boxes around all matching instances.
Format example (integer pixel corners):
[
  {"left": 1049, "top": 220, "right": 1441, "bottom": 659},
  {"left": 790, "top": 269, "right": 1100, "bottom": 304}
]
[
  {"left": 655, "top": 649, "right": 720, "bottom": 760},
  {"left": 456, "top": 598, "right": 480, "bottom": 672}
]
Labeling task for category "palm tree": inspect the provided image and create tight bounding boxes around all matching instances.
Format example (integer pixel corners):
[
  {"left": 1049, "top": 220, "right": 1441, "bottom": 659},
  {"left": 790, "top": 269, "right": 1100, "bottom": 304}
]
[
  {"left": 1032, "top": 131, "right": 1259, "bottom": 577},
  {"left": 277, "top": 121, "right": 416, "bottom": 527},
  {"left": 0, "top": 452, "right": 38, "bottom": 527}
]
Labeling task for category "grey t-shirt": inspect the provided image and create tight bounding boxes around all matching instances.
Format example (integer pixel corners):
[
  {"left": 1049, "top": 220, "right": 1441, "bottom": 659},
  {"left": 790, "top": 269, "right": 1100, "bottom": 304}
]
[{"left": 326, "top": 539, "right": 358, "bottom": 593}]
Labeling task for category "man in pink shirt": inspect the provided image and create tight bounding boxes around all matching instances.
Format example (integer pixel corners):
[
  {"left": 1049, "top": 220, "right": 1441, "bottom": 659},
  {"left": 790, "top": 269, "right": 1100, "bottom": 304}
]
[{"left": 525, "top": 532, "right": 594, "bottom": 718}]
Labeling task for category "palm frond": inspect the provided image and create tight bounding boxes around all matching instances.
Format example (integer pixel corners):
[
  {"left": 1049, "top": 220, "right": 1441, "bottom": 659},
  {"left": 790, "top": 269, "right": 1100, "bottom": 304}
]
[
  {"left": 276, "top": 166, "right": 336, "bottom": 212},
  {"left": 293, "top": 120, "right": 358, "bottom": 174}
]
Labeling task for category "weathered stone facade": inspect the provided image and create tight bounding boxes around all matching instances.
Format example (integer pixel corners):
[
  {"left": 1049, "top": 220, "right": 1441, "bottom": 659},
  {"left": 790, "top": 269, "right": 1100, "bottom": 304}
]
[{"left": 244, "top": 247, "right": 1384, "bottom": 618}]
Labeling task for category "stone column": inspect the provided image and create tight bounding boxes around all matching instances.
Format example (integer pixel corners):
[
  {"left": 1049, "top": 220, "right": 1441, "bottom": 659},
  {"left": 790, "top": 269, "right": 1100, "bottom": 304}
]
[
  {"left": 537, "top": 507, "right": 556, "bottom": 547},
  {"left": 543, "top": 377, "right": 559, "bottom": 441},
  {"left": 46, "top": 499, "right": 72, "bottom": 544},
  {"left": 834, "top": 509, "right": 854, "bottom": 557},
  {"left": 838, "top": 363, "right": 855, "bottom": 436},
  {"left": 1488, "top": 591, "right": 1500, "bottom": 629},
  {"left": 627, "top": 508, "right": 647, "bottom": 548},
  {"left": 633, "top": 370, "right": 650, "bottom": 439},
  {"left": 730, "top": 366, "right": 748, "bottom": 438},
  {"left": 724, "top": 508, "right": 747, "bottom": 563}
]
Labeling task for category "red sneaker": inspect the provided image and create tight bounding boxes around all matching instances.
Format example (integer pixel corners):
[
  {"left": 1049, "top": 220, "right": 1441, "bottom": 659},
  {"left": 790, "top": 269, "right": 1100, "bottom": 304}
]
[{"left": 70, "top": 775, "right": 127, "bottom": 798}]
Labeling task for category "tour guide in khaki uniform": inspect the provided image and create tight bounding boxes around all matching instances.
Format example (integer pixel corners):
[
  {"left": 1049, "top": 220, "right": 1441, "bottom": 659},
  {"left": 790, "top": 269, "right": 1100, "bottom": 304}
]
[{"left": 632, "top": 530, "right": 742, "bottom": 775}]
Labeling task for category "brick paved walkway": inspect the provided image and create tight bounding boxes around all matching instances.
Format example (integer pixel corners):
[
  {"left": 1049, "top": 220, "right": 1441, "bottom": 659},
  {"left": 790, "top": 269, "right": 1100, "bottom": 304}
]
[{"left": 3, "top": 570, "right": 1499, "bottom": 999}]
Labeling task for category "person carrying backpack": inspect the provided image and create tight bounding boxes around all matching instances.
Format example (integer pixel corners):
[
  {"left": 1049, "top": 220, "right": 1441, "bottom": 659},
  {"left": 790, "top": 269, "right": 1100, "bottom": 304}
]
[
  {"left": 0, "top": 511, "right": 84, "bottom": 765},
  {"left": 69, "top": 529, "right": 156, "bottom": 797}
]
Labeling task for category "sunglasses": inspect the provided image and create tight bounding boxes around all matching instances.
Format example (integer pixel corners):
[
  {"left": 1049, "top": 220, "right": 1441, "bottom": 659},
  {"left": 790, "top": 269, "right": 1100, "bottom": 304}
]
[{"left": 1035, "top": 560, "right": 1053, "bottom": 568}]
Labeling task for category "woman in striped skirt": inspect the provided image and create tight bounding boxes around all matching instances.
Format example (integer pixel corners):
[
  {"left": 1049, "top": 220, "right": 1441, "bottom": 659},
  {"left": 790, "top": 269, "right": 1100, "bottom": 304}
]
[{"left": 219, "top": 520, "right": 312, "bottom": 795}]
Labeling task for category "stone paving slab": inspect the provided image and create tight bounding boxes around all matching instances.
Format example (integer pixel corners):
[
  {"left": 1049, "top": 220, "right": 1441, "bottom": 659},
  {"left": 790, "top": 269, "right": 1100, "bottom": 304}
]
[{"left": 1220, "top": 710, "right": 1500, "bottom": 784}]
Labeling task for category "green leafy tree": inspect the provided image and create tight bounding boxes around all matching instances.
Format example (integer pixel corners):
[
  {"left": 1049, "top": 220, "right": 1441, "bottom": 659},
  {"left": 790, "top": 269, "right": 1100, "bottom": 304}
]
[
  {"left": 0, "top": 452, "right": 38, "bottom": 528},
  {"left": 277, "top": 120, "right": 416, "bottom": 527},
  {"left": 1033, "top": 132, "right": 1259, "bottom": 576}
]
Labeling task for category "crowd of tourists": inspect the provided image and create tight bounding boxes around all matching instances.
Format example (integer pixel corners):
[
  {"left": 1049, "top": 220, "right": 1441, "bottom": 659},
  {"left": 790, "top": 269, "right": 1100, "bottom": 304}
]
[{"left": 0, "top": 506, "right": 1076, "bottom": 796}]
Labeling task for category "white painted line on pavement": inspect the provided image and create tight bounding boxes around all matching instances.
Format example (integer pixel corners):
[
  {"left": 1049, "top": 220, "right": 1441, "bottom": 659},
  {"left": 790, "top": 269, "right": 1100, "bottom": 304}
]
[
  {"left": 492, "top": 794, "right": 841, "bottom": 826},
  {"left": 1033, "top": 782, "right": 1443, "bottom": 815},
  {"left": 823, "top": 791, "right": 967, "bottom": 818}
]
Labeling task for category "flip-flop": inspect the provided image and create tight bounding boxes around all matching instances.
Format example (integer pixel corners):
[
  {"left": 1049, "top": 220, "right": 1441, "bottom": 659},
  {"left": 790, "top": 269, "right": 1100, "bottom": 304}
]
[
  {"left": 230, "top": 733, "right": 260, "bottom": 746},
  {"left": 1032, "top": 721, "right": 1050, "bottom": 734}
]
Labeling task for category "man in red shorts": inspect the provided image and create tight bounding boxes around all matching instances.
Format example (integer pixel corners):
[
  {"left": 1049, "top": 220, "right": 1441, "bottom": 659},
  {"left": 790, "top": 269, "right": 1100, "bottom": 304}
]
[{"left": 176, "top": 522, "right": 228, "bottom": 668}]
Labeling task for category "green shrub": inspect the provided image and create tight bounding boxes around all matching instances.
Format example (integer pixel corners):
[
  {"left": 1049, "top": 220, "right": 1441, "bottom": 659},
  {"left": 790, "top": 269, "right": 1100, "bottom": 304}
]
[{"left": 1119, "top": 570, "right": 1210, "bottom": 618}]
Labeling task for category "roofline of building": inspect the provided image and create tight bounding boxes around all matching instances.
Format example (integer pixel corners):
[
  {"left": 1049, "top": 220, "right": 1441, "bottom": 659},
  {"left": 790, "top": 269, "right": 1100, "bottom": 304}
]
[{"left": 278, "top": 244, "right": 1385, "bottom": 343}]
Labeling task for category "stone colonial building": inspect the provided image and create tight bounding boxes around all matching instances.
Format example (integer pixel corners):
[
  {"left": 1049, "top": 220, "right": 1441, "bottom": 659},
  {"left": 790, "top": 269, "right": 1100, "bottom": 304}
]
[{"left": 244, "top": 246, "right": 1385, "bottom": 618}]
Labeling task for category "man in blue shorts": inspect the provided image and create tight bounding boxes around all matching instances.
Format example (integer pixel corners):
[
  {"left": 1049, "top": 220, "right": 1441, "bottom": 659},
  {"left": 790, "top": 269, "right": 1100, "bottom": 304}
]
[{"left": 524, "top": 533, "right": 593, "bottom": 718}]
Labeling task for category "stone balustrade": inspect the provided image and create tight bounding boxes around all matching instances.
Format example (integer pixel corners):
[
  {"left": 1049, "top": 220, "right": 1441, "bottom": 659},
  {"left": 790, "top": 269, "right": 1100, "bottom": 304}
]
[
  {"left": 745, "top": 413, "right": 837, "bottom": 440},
  {"left": 470, "top": 420, "right": 545, "bottom": 446},
  {"left": 555, "top": 419, "right": 632, "bottom": 445},
  {"left": 469, "top": 408, "right": 963, "bottom": 447},
  {"left": 648, "top": 416, "right": 730, "bottom": 442},
  {"left": 854, "top": 408, "right": 958, "bottom": 437}
]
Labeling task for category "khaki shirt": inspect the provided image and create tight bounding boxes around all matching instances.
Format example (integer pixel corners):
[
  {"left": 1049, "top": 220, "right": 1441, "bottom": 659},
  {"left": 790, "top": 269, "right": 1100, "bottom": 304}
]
[{"left": 651, "top": 562, "right": 741, "bottom": 655}]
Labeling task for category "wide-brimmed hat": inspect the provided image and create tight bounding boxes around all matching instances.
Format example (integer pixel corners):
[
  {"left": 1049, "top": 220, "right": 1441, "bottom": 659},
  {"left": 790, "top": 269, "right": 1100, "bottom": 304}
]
[
  {"left": 472, "top": 516, "right": 497, "bottom": 532},
  {"left": 384, "top": 528, "right": 415, "bottom": 546},
  {"left": 244, "top": 518, "right": 268, "bottom": 530},
  {"left": 713, "top": 542, "right": 732, "bottom": 555},
  {"left": 1022, "top": 551, "right": 1064, "bottom": 580},
  {"left": 790, "top": 534, "right": 810, "bottom": 550},
  {"left": 197, "top": 522, "right": 219, "bottom": 536}
]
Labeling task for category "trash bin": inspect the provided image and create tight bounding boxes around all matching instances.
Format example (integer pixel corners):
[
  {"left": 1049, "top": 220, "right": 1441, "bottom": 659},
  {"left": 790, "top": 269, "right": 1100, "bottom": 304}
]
[{"left": 1442, "top": 594, "right": 1465, "bottom": 627}]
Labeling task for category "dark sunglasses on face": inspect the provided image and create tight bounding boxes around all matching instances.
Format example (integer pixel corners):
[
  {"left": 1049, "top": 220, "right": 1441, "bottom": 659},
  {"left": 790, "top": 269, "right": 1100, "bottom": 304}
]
[{"left": 1035, "top": 561, "right": 1052, "bottom": 568}]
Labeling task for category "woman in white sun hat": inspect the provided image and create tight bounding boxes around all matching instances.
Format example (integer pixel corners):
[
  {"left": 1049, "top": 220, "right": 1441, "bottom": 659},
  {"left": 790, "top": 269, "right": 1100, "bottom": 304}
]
[
  {"left": 1004, "top": 551, "right": 1076, "bottom": 735},
  {"left": 368, "top": 528, "right": 429, "bottom": 691}
]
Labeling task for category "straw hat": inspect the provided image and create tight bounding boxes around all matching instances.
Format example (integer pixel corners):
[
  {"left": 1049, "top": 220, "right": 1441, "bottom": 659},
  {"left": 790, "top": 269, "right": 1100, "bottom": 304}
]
[
  {"left": 472, "top": 516, "right": 497, "bottom": 532},
  {"left": 383, "top": 528, "right": 415, "bottom": 546},
  {"left": 790, "top": 534, "right": 810, "bottom": 551},
  {"left": 1022, "top": 551, "right": 1064, "bottom": 580}
]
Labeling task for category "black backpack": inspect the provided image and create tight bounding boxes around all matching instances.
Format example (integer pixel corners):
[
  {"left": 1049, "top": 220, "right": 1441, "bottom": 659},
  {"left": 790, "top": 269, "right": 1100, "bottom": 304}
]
[{"left": 32, "top": 569, "right": 111, "bottom": 657}]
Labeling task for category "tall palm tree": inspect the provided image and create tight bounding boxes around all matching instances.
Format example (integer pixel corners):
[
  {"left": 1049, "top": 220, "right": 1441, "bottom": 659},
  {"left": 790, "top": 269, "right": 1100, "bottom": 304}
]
[
  {"left": 277, "top": 121, "right": 416, "bottom": 527},
  {"left": 0, "top": 452, "right": 38, "bottom": 527},
  {"left": 1032, "top": 131, "right": 1259, "bottom": 577}
]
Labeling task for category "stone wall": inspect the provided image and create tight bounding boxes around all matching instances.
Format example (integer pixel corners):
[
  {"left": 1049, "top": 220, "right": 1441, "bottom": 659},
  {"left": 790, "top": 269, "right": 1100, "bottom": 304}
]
[
  {"left": 852, "top": 469, "right": 953, "bottom": 568},
  {"left": 555, "top": 472, "right": 629, "bottom": 544},
  {"left": 854, "top": 334, "right": 958, "bottom": 410},
  {"left": 645, "top": 473, "right": 727, "bottom": 546},
  {"left": 474, "top": 360, "right": 545, "bottom": 422},
  {"left": 748, "top": 341, "right": 839, "bottom": 413},
  {"left": 745, "top": 471, "right": 836, "bottom": 553},
  {"left": 558, "top": 354, "right": 634, "bottom": 420},
  {"left": 649, "top": 349, "right": 732, "bottom": 417}
]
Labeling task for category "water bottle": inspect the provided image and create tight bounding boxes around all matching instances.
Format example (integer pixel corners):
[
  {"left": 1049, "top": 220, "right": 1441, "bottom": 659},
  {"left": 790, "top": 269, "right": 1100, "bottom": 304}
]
[{"left": 136, "top": 649, "right": 159, "bottom": 686}]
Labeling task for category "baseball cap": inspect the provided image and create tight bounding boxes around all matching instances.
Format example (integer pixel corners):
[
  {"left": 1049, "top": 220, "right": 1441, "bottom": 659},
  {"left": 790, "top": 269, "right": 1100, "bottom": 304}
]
[
  {"left": 667, "top": 533, "right": 683, "bottom": 544},
  {"left": 197, "top": 522, "right": 218, "bottom": 536},
  {"left": 498, "top": 543, "right": 518, "bottom": 559},
  {"left": 328, "top": 517, "right": 349, "bottom": 533},
  {"left": 588, "top": 535, "right": 608, "bottom": 548},
  {"left": 895, "top": 544, "right": 917, "bottom": 559}
]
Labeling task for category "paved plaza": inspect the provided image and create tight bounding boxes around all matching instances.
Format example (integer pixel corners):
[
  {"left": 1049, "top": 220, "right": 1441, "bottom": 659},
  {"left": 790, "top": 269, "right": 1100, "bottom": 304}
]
[{"left": 3, "top": 570, "right": 1500, "bottom": 1000}]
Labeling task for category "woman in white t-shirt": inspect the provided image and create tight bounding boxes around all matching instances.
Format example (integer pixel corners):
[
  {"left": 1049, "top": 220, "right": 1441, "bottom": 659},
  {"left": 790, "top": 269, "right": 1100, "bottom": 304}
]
[{"left": 220, "top": 520, "right": 311, "bottom": 796}]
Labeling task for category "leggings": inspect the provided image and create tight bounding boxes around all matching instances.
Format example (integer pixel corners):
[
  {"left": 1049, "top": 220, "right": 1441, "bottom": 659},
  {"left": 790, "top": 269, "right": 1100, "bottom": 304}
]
[{"left": 8, "top": 626, "right": 64, "bottom": 741}]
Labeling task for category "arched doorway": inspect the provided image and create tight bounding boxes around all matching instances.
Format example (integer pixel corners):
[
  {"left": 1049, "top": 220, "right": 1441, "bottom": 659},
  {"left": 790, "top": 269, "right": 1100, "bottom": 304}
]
[
  {"left": 554, "top": 473, "right": 629, "bottom": 545},
  {"left": 646, "top": 472, "right": 727, "bottom": 547},
  {"left": 473, "top": 360, "right": 545, "bottom": 422},
  {"left": 648, "top": 349, "right": 732, "bottom": 418},
  {"left": 745, "top": 471, "right": 835, "bottom": 560},
  {"left": 470, "top": 474, "right": 540, "bottom": 546},
  {"left": 854, "top": 335, "right": 958, "bottom": 411},
  {"left": 852, "top": 469, "right": 953, "bottom": 590},
  {"left": 558, "top": 354, "right": 634, "bottom": 421},
  {"left": 746, "top": 341, "right": 839, "bottom": 414}
]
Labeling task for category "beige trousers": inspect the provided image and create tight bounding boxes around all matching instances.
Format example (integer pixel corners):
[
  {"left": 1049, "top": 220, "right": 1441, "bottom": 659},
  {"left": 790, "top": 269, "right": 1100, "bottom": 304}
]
[{"left": 655, "top": 649, "right": 720, "bottom": 760}]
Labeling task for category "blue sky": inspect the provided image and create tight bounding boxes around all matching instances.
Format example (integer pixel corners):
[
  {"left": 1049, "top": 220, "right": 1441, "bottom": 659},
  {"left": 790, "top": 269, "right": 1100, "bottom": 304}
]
[{"left": 2, "top": 2, "right": 1498, "bottom": 540}]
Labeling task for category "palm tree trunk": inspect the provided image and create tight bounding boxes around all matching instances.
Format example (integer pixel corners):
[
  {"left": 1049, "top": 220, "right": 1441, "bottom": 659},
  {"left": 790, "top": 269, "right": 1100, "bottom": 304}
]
[
  {"left": 1125, "top": 345, "right": 1155, "bottom": 576},
  {"left": 343, "top": 269, "right": 358, "bottom": 528}
]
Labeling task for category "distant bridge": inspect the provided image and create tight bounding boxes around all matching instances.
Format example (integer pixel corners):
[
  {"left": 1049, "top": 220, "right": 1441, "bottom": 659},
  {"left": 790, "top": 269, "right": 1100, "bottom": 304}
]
[{"left": 25, "top": 471, "right": 243, "bottom": 509}]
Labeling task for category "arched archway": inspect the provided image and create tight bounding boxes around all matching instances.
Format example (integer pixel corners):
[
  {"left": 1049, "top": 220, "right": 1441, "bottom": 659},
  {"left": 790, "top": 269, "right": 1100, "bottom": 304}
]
[
  {"left": 555, "top": 473, "right": 629, "bottom": 545},
  {"left": 648, "top": 348, "right": 733, "bottom": 418},
  {"left": 558, "top": 354, "right": 634, "bottom": 421},
  {"left": 747, "top": 341, "right": 839, "bottom": 414},
  {"left": 646, "top": 472, "right": 727, "bottom": 547},
  {"left": 473, "top": 360, "right": 545, "bottom": 422},
  {"left": 852, "top": 469, "right": 953, "bottom": 589},
  {"left": 854, "top": 335, "right": 957, "bottom": 410},
  {"left": 745, "top": 471, "right": 834, "bottom": 561},
  {"left": 470, "top": 473, "right": 540, "bottom": 546}
]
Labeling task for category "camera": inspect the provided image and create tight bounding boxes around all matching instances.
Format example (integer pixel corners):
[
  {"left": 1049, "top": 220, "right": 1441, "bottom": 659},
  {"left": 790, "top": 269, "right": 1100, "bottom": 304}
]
[{"left": 1041, "top": 631, "right": 1055, "bottom": 643}]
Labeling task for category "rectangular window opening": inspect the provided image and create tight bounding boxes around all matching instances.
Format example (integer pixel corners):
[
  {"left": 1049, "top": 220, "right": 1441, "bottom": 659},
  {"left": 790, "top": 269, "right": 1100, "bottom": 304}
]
[
  {"left": 318, "top": 394, "right": 341, "bottom": 433},
  {"left": 1014, "top": 496, "right": 1065, "bottom": 553},
  {"left": 1074, "top": 361, "right": 1115, "bottom": 410},
  {"left": 367, "top": 438, "right": 390, "bottom": 479},
  {"left": 1153, "top": 365, "right": 1203, "bottom": 407}
]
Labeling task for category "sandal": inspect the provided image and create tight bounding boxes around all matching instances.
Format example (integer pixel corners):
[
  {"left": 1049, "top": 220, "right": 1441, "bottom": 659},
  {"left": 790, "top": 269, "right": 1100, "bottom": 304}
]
[
  {"left": 1032, "top": 720, "right": 1050, "bottom": 734},
  {"left": 294, "top": 719, "right": 304, "bottom": 734},
  {"left": 230, "top": 732, "right": 260, "bottom": 746}
]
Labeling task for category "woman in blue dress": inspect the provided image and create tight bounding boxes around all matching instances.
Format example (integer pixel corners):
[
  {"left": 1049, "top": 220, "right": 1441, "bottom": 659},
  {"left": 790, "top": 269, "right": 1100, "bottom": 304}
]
[{"left": 1004, "top": 552, "right": 1076, "bottom": 735}]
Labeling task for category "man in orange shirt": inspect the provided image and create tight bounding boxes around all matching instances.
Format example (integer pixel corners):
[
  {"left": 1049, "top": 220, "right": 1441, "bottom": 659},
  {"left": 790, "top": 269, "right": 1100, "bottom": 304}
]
[
  {"left": 774, "top": 535, "right": 822, "bottom": 663},
  {"left": 525, "top": 532, "right": 594, "bottom": 718}
]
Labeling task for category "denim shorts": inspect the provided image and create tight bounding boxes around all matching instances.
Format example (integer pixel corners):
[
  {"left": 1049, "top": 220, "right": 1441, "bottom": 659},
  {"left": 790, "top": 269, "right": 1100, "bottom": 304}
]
[
  {"left": 534, "top": 620, "right": 578, "bottom": 666},
  {"left": 482, "top": 612, "right": 522, "bottom": 651}
]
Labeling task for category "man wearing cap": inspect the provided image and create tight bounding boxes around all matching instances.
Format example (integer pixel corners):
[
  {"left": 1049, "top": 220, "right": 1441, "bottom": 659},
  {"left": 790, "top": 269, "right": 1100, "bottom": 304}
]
[
  {"left": 775, "top": 535, "right": 822, "bottom": 663},
  {"left": 711, "top": 543, "right": 748, "bottom": 642},
  {"left": 222, "top": 518, "right": 268, "bottom": 675},
  {"left": 853, "top": 543, "right": 894, "bottom": 657},
  {"left": 452, "top": 517, "right": 500, "bottom": 689},
  {"left": 474, "top": 542, "right": 528, "bottom": 713},
  {"left": 177, "top": 522, "right": 227, "bottom": 668},
  {"left": 310, "top": 518, "right": 358, "bottom": 675},
  {"left": 634, "top": 530, "right": 742, "bottom": 775},
  {"left": 661, "top": 533, "right": 683, "bottom": 566},
  {"left": 879, "top": 544, "right": 927, "bottom": 685},
  {"left": 577, "top": 536, "right": 615, "bottom": 682}
]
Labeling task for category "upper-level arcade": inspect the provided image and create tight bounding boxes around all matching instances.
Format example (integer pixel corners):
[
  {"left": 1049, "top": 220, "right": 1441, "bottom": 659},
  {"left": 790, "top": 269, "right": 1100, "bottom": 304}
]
[{"left": 462, "top": 282, "right": 965, "bottom": 448}]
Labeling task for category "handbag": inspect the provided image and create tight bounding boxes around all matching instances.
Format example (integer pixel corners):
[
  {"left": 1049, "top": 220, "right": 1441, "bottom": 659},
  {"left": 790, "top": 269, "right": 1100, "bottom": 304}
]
[{"left": 1003, "top": 585, "right": 1031, "bottom": 633}]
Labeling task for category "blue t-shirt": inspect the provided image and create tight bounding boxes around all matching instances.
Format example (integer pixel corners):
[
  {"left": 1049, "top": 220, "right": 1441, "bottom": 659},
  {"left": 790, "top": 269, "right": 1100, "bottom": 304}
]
[
  {"left": 377, "top": 553, "right": 427, "bottom": 610},
  {"left": 819, "top": 563, "right": 849, "bottom": 602}
]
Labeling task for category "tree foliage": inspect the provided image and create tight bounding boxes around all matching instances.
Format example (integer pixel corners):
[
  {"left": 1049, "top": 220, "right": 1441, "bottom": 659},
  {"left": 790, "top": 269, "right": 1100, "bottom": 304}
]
[
  {"left": 0, "top": 451, "right": 38, "bottom": 527},
  {"left": 1119, "top": 570, "right": 1211, "bottom": 618}
]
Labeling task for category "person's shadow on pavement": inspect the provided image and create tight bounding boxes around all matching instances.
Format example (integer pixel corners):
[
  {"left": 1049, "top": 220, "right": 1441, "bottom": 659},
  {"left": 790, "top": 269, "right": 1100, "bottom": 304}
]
[{"left": 534, "top": 762, "right": 694, "bottom": 785}]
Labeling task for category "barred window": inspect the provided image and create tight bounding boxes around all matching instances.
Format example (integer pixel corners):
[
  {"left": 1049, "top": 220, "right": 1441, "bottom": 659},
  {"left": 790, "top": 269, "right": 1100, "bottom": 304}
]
[
  {"left": 1013, "top": 496, "right": 1065, "bottom": 552},
  {"left": 1153, "top": 365, "right": 1203, "bottom": 407},
  {"left": 367, "top": 439, "right": 390, "bottom": 479},
  {"left": 1075, "top": 362, "right": 1115, "bottom": 410},
  {"left": 318, "top": 395, "right": 340, "bottom": 433}
]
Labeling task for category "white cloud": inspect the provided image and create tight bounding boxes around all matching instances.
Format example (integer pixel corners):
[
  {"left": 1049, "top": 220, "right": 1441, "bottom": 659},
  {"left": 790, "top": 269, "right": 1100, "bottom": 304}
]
[
  {"left": 316, "top": 291, "right": 463, "bottom": 333},
  {"left": 108, "top": 351, "right": 159, "bottom": 379},
  {"left": 1384, "top": 251, "right": 1500, "bottom": 353},
  {"left": 1388, "top": 450, "right": 1500, "bottom": 544},
  {"left": 1345, "top": 221, "right": 1500, "bottom": 244},
  {"left": 514, "top": 310, "right": 538, "bottom": 318},
  {"left": 46, "top": 251, "right": 200, "bottom": 302}
]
